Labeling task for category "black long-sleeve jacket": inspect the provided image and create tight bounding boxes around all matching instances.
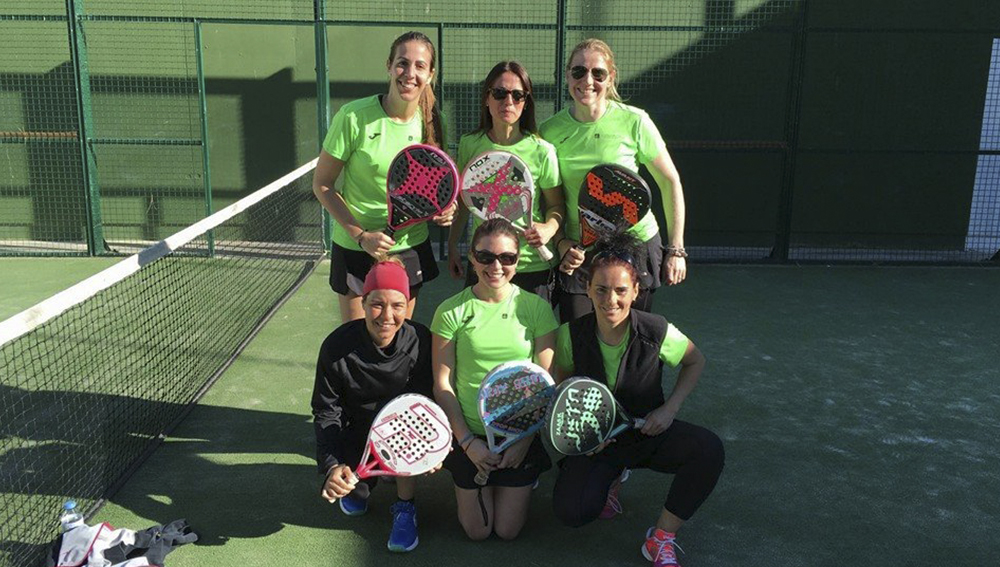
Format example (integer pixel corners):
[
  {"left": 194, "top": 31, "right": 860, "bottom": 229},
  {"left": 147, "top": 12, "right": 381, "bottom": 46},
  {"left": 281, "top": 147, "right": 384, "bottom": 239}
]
[{"left": 311, "top": 319, "right": 433, "bottom": 474}]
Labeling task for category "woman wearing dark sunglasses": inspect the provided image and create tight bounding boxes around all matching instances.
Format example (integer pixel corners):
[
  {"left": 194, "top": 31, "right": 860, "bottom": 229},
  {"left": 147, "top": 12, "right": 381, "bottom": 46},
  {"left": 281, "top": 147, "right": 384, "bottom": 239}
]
[
  {"left": 448, "top": 61, "right": 565, "bottom": 305},
  {"left": 432, "top": 218, "right": 558, "bottom": 541},
  {"left": 540, "top": 38, "right": 688, "bottom": 323},
  {"left": 550, "top": 230, "right": 723, "bottom": 567},
  {"left": 312, "top": 31, "right": 456, "bottom": 324}
]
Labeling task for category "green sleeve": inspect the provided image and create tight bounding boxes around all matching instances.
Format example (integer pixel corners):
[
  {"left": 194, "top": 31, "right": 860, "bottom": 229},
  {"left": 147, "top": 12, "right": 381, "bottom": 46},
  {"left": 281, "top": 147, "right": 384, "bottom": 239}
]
[
  {"left": 635, "top": 110, "right": 667, "bottom": 165},
  {"left": 322, "top": 105, "right": 357, "bottom": 161},
  {"left": 537, "top": 140, "right": 561, "bottom": 190},
  {"left": 659, "top": 323, "right": 690, "bottom": 367},
  {"left": 430, "top": 300, "right": 459, "bottom": 341},
  {"left": 554, "top": 323, "right": 574, "bottom": 376},
  {"left": 532, "top": 294, "right": 559, "bottom": 338}
]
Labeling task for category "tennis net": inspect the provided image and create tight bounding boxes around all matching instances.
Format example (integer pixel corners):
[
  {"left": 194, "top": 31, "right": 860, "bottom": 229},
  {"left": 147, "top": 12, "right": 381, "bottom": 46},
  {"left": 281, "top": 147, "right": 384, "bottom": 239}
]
[{"left": 0, "top": 159, "right": 322, "bottom": 567}]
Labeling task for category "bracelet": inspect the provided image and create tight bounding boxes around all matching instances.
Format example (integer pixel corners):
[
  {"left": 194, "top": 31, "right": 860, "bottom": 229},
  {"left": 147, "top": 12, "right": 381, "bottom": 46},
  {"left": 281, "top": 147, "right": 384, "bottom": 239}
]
[
  {"left": 458, "top": 432, "right": 475, "bottom": 450},
  {"left": 355, "top": 230, "right": 366, "bottom": 245},
  {"left": 666, "top": 247, "right": 688, "bottom": 258}
]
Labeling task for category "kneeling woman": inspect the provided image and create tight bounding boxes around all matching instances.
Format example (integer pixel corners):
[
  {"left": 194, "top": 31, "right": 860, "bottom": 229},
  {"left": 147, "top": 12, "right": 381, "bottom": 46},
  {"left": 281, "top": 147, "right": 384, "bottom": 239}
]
[
  {"left": 551, "top": 232, "right": 724, "bottom": 567},
  {"left": 312, "top": 259, "right": 436, "bottom": 552},
  {"left": 432, "top": 218, "right": 559, "bottom": 540}
]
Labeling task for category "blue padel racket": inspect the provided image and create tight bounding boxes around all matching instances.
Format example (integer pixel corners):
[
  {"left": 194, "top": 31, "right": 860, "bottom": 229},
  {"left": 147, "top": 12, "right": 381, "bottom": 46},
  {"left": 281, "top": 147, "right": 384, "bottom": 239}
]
[
  {"left": 546, "top": 377, "right": 645, "bottom": 456},
  {"left": 384, "top": 144, "right": 460, "bottom": 237},
  {"left": 475, "top": 361, "right": 556, "bottom": 485},
  {"left": 461, "top": 150, "right": 554, "bottom": 261}
]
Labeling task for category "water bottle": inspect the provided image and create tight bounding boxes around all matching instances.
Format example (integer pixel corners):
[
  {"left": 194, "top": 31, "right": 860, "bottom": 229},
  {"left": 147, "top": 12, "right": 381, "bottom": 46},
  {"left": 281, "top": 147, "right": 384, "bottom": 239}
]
[{"left": 59, "top": 500, "right": 85, "bottom": 533}]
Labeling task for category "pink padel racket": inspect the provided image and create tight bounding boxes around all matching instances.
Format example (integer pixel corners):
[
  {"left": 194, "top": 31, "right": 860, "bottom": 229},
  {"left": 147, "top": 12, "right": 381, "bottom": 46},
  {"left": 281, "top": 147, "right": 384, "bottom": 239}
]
[{"left": 352, "top": 393, "right": 453, "bottom": 481}]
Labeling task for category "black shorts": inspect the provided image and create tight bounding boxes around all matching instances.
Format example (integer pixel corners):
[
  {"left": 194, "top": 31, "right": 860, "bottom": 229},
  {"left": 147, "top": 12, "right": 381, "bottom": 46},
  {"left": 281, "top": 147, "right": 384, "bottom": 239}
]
[
  {"left": 463, "top": 264, "right": 557, "bottom": 307},
  {"left": 557, "top": 231, "right": 665, "bottom": 295},
  {"left": 329, "top": 238, "right": 440, "bottom": 296},
  {"left": 443, "top": 435, "right": 551, "bottom": 489}
]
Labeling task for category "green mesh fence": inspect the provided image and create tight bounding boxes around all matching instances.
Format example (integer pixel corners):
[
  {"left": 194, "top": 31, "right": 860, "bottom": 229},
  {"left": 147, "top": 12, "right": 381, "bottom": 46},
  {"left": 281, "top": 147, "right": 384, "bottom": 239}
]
[{"left": 3, "top": 0, "right": 999, "bottom": 263}]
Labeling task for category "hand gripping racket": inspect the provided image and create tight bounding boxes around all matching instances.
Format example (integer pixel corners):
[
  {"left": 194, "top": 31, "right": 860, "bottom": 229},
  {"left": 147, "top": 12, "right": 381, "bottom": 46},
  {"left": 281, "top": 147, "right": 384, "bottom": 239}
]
[
  {"left": 352, "top": 393, "right": 453, "bottom": 481},
  {"left": 461, "top": 150, "right": 554, "bottom": 261},
  {"left": 566, "top": 164, "right": 652, "bottom": 275},
  {"left": 384, "top": 144, "right": 460, "bottom": 237},
  {"left": 545, "top": 377, "right": 645, "bottom": 456},
  {"left": 474, "top": 361, "right": 556, "bottom": 486}
]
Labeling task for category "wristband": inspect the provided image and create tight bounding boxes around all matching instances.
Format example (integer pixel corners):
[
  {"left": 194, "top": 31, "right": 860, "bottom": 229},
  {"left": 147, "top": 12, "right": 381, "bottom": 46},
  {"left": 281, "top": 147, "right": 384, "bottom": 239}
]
[
  {"left": 666, "top": 247, "right": 688, "bottom": 258},
  {"left": 355, "top": 230, "right": 366, "bottom": 245}
]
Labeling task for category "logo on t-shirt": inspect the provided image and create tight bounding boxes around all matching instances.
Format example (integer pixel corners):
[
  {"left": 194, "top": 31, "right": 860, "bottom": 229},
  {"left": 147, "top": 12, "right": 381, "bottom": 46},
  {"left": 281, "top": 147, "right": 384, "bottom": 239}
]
[
  {"left": 560, "top": 135, "right": 571, "bottom": 144},
  {"left": 408, "top": 135, "right": 414, "bottom": 141},
  {"left": 368, "top": 133, "right": 381, "bottom": 140}
]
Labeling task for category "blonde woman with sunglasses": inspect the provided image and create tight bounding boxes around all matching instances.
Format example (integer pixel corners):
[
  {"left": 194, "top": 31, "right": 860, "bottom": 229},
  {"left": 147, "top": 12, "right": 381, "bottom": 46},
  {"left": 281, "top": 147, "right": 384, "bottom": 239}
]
[{"left": 540, "top": 39, "right": 688, "bottom": 323}]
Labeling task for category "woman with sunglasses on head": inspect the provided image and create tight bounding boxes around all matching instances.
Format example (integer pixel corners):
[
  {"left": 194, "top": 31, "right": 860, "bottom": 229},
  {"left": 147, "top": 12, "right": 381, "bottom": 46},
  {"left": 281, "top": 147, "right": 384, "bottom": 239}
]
[
  {"left": 432, "top": 218, "right": 558, "bottom": 540},
  {"left": 540, "top": 38, "right": 688, "bottom": 322},
  {"left": 313, "top": 31, "right": 456, "bottom": 324},
  {"left": 550, "top": 231, "right": 723, "bottom": 567},
  {"left": 448, "top": 61, "right": 565, "bottom": 306}
]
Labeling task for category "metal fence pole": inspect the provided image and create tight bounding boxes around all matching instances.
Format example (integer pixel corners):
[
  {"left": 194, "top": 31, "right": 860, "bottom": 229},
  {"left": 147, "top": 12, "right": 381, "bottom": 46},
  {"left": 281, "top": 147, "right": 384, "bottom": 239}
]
[
  {"left": 66, "top": 0, "right": 106, "bottom": 255},
  {"left": 554, "top": 0, "right": 567, "bottom": 113},
  {"left": 194, "top": 20, "right": 215, "bottom": 256},
  {"left": 315, "top": 0, "right": 332, "bottom": 252}
]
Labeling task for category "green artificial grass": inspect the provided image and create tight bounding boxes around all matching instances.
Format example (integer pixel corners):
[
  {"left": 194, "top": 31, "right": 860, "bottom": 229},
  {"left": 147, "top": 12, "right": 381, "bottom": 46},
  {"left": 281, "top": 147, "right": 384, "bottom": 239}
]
[{"left": 75, "top": 264, "right": 1000, "bottom": 566}]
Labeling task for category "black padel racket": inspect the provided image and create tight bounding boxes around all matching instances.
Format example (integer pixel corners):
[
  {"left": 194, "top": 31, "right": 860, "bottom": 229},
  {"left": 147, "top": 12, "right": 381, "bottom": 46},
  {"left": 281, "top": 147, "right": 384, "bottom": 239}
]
[
  {"left": 384, "top": 144, "right": 460, "bottom": 237},
  {"left": 475, "top": 361, "right": 556, "bottom": 485},
  {"left": 546, "top": 377, "right": 645, "bottom": 456},
  {"left": 568, "top": 164, "right": 652, "bottom": 274}
]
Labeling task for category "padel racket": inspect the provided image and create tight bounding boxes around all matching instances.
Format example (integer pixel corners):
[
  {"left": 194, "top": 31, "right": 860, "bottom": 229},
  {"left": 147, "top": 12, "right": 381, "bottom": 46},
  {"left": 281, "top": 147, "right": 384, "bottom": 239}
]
[
  {"left": 567, "top": 164, "right": 652, "bottom": 275},
  {"left": 384, "top": 144, "right": 460, "bottom": 237},
  {"left": 352, "top": 393, "right": 452, "bottom": 481},
  {"left": 474, "top": 361, "right": 556, "bottom": 486},
  {"left": 461, "top": 150, "right": 554, "bottom": 262},
  {"left": 546, "top": 377, "right": 645, "bottom": 456}
]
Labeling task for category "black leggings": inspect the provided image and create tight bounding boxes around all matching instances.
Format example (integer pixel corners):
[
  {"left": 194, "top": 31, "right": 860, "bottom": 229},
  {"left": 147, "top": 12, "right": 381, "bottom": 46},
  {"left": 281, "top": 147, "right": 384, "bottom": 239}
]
[{"left": 552, "top": 420, "right": 725, "bottom": 527}]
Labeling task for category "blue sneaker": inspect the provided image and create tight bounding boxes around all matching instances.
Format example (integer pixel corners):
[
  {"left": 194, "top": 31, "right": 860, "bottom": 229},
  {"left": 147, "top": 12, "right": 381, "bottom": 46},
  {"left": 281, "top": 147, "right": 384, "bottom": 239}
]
[
  {"left": 387, "top": 501, "right": 418, "bottom": 552},
  {"left": 339, "top": 493, "right": 369, "bottom": 516}
]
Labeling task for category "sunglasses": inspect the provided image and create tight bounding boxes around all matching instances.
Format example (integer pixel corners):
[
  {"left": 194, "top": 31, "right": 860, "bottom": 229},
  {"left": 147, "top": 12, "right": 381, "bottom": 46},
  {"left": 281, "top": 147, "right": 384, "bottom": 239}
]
[
  {"left": 570, "top": 66, "right": 610, "bottom": 83},
  {"left": 489, "top": 87, "right": 530, "bottom": 103},
  {"left": 472, "top": 249, "right": 519, "bottom": 266}
]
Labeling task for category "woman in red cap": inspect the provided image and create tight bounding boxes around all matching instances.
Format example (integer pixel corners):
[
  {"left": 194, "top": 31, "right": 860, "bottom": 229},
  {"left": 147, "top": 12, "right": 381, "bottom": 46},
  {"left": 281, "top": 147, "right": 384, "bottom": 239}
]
[{"left": 311, "top": 258, "right": 438, "bottom": 552}]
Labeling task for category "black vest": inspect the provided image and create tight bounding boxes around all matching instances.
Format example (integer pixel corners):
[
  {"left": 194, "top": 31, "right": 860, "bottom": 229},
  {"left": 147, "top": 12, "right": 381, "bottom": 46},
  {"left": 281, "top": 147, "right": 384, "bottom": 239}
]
[{"left": 568, "top": 310, "right": 669, "bottom": 417}]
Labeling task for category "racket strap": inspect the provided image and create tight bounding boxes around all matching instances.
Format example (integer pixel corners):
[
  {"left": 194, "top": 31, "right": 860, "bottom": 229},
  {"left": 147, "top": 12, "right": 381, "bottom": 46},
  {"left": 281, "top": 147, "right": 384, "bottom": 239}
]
[{"left": 478, "top": 487, "right": 489, "bottom": 527}]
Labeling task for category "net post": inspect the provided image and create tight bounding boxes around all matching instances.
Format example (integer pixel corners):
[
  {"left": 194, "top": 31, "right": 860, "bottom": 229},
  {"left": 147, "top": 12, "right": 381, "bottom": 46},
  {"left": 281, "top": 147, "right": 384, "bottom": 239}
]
[
  {"left": 315, "top": 0, "right": 333, "bottom": 252},
  {"left": 194, "top": 20, "right": 215, "bottom": 257},
  {"left": 66, "top": 0, "right": 107, "bottom": 255},
  {"left": 554, "top": 0, "right": 567, "bottom": 113}
]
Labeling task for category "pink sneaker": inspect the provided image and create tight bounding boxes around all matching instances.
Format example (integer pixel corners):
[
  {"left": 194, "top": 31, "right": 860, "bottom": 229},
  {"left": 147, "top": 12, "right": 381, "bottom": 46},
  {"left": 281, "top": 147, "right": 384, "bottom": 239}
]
[
  {"left": 599, "top": 469, "right": 630, "bottom": 519},
  {"left": 641, "top": 528, "right": 684, "bottom": 566}
]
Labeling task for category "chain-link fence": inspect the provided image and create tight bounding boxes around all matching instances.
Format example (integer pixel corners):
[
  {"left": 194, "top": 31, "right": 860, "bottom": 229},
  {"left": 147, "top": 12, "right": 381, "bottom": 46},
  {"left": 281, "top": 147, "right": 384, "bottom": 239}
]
[{"left": 4, "top": 1, "right": 999, "bottom": 263}]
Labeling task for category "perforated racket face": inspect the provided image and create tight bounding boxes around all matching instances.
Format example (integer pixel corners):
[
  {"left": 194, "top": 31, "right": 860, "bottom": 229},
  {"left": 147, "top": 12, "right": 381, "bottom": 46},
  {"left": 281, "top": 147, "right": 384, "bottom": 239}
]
[
  {"left": 358, "top": 394, "right": 452, "bottom": 478},
  {"left": 578, "top": 164, "right": 652, "bottom": 247},
  {"left": 547, "top": 377, "right": 616, "bottom": 455},
  {"left": 478, "top": 361, "right": 555, "bottom": 437},
  {"left": 461, "top": 151, "right": 534, "bottom": 224},
  {"left": 386, "top": 144, "right": 459, "bottom": 230}
]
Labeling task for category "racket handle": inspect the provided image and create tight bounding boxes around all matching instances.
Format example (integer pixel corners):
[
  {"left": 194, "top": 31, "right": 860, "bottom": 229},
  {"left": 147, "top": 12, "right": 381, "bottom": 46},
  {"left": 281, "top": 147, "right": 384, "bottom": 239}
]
[
  {"left": 633, "top": 418, "right": 646, "bottom": 429},
  {"left": 537, "top": 243, "right": 554, "bottom": 262},
  {"left": 474, "top": 470, "right": 489, "bottom": 486}
]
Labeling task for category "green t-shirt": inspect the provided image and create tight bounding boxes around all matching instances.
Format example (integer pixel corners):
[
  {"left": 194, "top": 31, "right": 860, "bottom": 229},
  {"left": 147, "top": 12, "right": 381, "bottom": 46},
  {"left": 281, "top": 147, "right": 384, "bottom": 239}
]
[
  {"left": 323, "top": 95, "right": 430, "bottom": 252},
  {"left": 430, "top": 285, "right": 559, "bottom": 433},
  {"left": 554, "top": 320, "right": 689, "bottom": 391},
  {"left": 457, "top": 132, "right": 561, "bottom": 273},
  {"left": 538, "top": 101, "right": 667, "bottom": 242}
]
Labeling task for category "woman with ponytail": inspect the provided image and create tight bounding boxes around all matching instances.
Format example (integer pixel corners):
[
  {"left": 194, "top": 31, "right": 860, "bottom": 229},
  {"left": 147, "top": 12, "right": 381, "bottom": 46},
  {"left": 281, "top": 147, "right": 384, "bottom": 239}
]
[{"left": 313, "top": 31, "right": 455, "bottom": 323}]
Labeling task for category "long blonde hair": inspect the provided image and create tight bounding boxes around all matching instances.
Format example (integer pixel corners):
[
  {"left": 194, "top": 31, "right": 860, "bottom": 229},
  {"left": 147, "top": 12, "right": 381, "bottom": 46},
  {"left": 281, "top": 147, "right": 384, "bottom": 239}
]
[
  {"left": 387, "top": 31, "right": 444, "bottom": 149},
  {"left": 567, "top": 38, "right": 623, "bottom": 103}
]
